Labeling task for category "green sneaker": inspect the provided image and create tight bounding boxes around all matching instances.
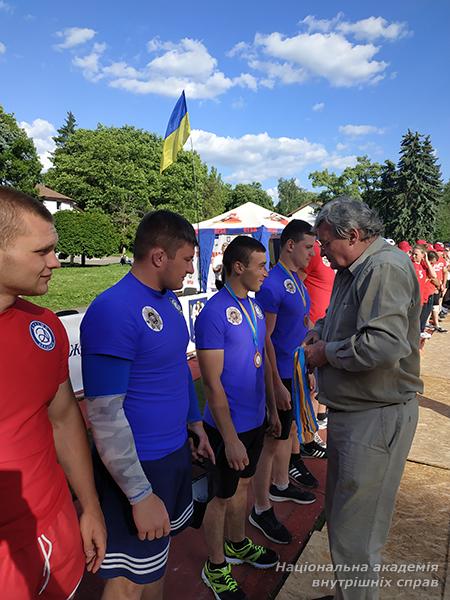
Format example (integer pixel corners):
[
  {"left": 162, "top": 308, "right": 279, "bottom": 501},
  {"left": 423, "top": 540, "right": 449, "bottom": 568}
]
[
  {"left": 224, "top": 537, "right": 279, "bottom": 569},
  {"left": 201, "top": 561, "right": 247, "bottom": 600}
]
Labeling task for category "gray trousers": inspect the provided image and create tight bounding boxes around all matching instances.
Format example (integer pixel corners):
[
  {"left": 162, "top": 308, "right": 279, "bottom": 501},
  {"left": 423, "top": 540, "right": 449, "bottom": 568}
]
[{"left": 326, "top": 398, "right": 418, "bottom": 600}]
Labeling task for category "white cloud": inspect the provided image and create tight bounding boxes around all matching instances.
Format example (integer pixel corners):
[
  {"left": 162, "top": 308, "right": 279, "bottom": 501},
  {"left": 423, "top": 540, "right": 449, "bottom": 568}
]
[
  {"left": 336, "top": 142, "right": 348, "bottom": 151},
  {"left": 55, "top": 27, "right": 96, "bottom": 50},
  {"left": 265, "top": 186, "right": 279, "bottom": 204},
  {"left": 301, "top": 14, "right": 410, "bottom": 42},
  {"left": 231, "top": 96, "right": 246, "bottom": 110},
  {"left": 253, "top": 31, "right": 387, "bottom": 87},
  {"left": 101, "top": 38, "right": 257, "bottom": 99},
  {"left": 189, "top": 129, "right": 355, "bottom": 183},
  {"left": 0, "top": 1, "right": 12, "bottom": 13},
  {"left": 19, "top": 118, "right": 56, "bottom": 172},
  {"left": 339, "top": 124, "right": 385, "bottom": 136},
  {"left": 312, "top": 102, "right": 325, "bottom": 112},
  {"left": 72, "top": 42, "right": 106, "bottom": 81},
  {"left": 337, "top": 17, "right": 410, "bottom": 42},
  {"left": 0, "top": 41, "right": 6, "bottom": 54}
]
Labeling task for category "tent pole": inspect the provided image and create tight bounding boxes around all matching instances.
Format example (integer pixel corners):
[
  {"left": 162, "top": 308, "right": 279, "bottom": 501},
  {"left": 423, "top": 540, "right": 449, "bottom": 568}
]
[{"left": 190, "top": 138, "right": 202, "bottom": 291}]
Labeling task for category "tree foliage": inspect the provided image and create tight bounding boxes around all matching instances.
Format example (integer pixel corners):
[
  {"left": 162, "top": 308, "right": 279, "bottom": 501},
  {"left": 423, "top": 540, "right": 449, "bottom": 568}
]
[
  {"left": 54, "top": 210, "right": 119, "bottom": 265},
  {"left": 434, "top": 180, "right": 450, "bottom": 242},
  {"left": 0, "top": 105, "right": 42, "bottom": 195},
  {"left": 226, "top": 182, "right": 274, "bottom": 211},
  {"left": 276, "top": 178, "right": 317, "bottom": 215},
  {"left": 53, "top": 111, "right": 77, "bottom": 150},
  {"left": 308, "top": 156, "right": 382, "bottom": 205}
]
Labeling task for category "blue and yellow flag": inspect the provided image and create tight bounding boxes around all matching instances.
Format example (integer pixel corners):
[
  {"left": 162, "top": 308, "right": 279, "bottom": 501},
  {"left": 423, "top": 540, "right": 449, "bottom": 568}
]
[
  {"left": 292, "top": 347, "right": 318, "bottom": 443},
  {"left": 160, "top": 90, "right": 191, "bottom": 173}
]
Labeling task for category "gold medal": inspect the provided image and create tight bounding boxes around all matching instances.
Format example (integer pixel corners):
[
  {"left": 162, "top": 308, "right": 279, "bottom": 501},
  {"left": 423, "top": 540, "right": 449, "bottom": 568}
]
[{"left": 254, "top": 351, "right": 262, "bottom": 368}]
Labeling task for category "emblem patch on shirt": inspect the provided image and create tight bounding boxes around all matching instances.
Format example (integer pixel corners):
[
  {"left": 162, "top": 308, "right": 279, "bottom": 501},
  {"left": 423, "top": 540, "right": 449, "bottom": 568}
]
[
  {"left": 29, "top": 320, "right": 56, "bottom": 351},
  {"left": 322, "top": 256, "right": 331, "bottom": 268},
  {"left": 169, "top": 296, "right": 183, "bottom": 315},
  {"left": 254, "top": 303, "right": 264, "bottom": 320},
  {"left": 226, "top": 306, "right": 243, "bottom": 325},
  {"left": 284, "top": 279, "right": 296, "bottom": 294},
  {"left": 142, "top": 306, "right": 163, "bottom": 332}
]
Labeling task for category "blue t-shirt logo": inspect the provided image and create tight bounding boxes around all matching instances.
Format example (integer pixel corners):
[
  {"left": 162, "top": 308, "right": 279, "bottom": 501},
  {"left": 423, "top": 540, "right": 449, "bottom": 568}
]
[
  {"left": 226, "top": 306, "right": 242, "bottom": 325},
  {"left": 142, "top": 306, "right": 164, "bottom": 332},
  {"left": 29, "top": 320, "right": 56, "bottom": 351},
  {"left": 284, "top": 279, "right": 296, "bottom": 294},
  {"left": 169, "top": 296, "right": 183, "bottom": 315},
  {"left": 254, "top": 303, "right": 264, "bottom": 320}
]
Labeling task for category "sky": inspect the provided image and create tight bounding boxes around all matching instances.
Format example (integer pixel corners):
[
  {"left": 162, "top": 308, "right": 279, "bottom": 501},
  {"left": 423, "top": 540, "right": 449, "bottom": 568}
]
[{"left": 1, "top": 0, "right": 449, "bottom": 203}]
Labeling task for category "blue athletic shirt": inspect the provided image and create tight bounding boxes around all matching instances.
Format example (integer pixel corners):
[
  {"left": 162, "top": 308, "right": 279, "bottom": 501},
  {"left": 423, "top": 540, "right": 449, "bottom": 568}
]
[
  {"left": 256, "top": 263, "right": 311, "bottom": 379},
  {"left": 195, "top": 287, "right": 266, "bottom": 433},
  {"left": 80, "top": 272, "right": 197, "bottom": 461}
]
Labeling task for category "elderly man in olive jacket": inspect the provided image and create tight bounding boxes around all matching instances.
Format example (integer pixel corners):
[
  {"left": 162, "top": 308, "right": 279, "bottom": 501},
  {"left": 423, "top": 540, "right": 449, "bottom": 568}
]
[{"left": 304, "top": 197, "right": 422, "bottom": 600}]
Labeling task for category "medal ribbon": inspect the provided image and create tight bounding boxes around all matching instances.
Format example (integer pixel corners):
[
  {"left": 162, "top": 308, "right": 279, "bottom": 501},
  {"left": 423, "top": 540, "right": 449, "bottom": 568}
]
[
  {"left": 278, "top": 260, "right": 306, "bottom": 308},
  {"left": 224, "top": 284, "right": 259, "bottom": 352},
  {"left": 292, "top": 346, "right": 318, "bottom": 443}
]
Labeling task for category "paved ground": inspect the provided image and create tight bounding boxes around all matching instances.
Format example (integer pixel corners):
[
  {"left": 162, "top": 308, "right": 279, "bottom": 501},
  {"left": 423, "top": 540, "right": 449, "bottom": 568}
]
[{"left": 277, "top": 316, "right": 450, "bottom": 600}]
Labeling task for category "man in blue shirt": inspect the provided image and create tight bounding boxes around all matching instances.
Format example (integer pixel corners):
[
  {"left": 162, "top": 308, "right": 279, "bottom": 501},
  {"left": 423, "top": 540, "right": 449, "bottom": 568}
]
[
  {"left": 195, "top": 236, "right": 280, "bottom": 600},
  {"left": 250, "top": 220, "right": 317, "bottom": 545},
  {"left": 81, "top": 210, "right": 214, "bottom": 600}
]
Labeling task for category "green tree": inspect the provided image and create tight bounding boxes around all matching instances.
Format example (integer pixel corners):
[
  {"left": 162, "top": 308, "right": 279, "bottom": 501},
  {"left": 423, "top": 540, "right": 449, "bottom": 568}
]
[
  {"left": 308, "top": 156, "right": 382, "bottom": 206},
  {"left": 53, "top": 111, "right": 77, "bottom": 150},
  {"left": 201, "top": 167, "right": 231, "bottom": 219},
  {"left": 226, "top": 182, "right": 274, "bottom": 211},
  {"left": 277, "top": 177, "right": 317, "bottom": 215},
  {"left": 393, "top": 130, "right": 443, "bottom": 241},
  {"left": 54, "top": 210, "right": 119, "bottom": 265},
  {"left": 373, "top": 160, "right": 400, "bottom": 238},
  {"left": 0, "top": 105, "right": 42, "bottom": 195},
  {"left": 434, "top": 180, "right": 450, "bottom": 241}
]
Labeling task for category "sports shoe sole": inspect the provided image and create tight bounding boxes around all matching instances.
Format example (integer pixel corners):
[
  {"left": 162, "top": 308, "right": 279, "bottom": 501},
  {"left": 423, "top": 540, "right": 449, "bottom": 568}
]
[
  {"left": 201, "top": 568, "right": 223, "bottom": 600},
  {"left": 248, "top": 514, "right": 291, "bottom": 545},
  {"left": 269, "top": 492, "right": 316, "bottom": 505},
  {"left": 225, "top": 555, "right": 278, "bottom": 569}
]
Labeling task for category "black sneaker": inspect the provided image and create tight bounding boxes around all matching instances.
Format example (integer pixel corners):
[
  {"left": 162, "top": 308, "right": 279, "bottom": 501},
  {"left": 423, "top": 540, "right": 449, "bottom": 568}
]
[
  {"left": 301, "top": 434, "right": 328, "bottom": 459},
  {"left": 289, "top": 458, "right": 319, "bottom": 489},
  {"left": 224, "top": 537, "right": 279, "bottom": 569},
  {"left": 269, "top": 483, "right": 316, "bottom": 504},
  {"left": 201, "top": 561, "right": 247, "bottom": 599},
  {"left": 248, "top": 507, "right": 292, "bottom": 544}
]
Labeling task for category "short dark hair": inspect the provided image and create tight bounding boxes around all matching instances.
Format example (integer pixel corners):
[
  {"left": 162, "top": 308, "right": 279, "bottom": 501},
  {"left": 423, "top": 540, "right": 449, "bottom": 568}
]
[
  {"left": 427, "top": 250, "right": 438, "bottom": 261},
  {"left": 222, "top": 236, "right": 266, "bottom": 276},
  {"left": 0, "top": 185, "right": 53, "bottom": 249},
  {"left": 133, "top": 209, "right": 197, "bottom": 260},
  {"left": 280, "top": 219, "right": 314, "bottom": 248}
]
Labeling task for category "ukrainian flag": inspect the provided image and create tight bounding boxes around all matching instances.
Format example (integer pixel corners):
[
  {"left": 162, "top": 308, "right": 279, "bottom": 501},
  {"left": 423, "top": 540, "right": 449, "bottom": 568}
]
[{"left": 160, "top": 91, "right": 191, "bottom": 173}]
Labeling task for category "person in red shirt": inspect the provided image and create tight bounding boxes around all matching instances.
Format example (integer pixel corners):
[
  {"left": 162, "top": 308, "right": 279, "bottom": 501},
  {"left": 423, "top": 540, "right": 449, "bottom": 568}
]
[
  {"left": 302, "top": 240, "right": 335, "bottom": 325},
  {"left": 0, "top": 186, "right": 106, "bottom": 599},
  {"left": 398, "top": 241, "right": 412, "bottom": 256}
]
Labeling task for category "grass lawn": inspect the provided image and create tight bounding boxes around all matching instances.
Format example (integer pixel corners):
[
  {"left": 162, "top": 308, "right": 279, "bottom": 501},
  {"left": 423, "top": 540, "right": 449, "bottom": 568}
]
[{"left": 27, "top": 263, "right": 129, "bottom": 312}]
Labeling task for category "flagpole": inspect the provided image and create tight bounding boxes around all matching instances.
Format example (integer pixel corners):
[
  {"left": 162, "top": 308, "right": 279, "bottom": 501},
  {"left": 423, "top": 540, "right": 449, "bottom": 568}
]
[{"left": 190, "top": 137, "right": 203, "bottom": 291}]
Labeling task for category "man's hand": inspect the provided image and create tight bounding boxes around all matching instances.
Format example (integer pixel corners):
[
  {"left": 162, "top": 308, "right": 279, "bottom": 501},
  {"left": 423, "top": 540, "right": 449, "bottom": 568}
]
[
  {"left": 304, "top": 340, "right": 328, "bottom": 369},
  {"left": 225, "top": 438, "right": 249, "bottom": 471},
  {"left": 79, "top": 504, "right": 107, "bottom": 573},
  {"left": 132, "top": 493, "right": 170, "bottom": 541},
  {"left": 308, "top": 372, "right": 316, "bottom": 392},
  {"left": 188, "top": 421, "right": 216, "bottom": 464},
  {"left": 274, "top": 380, "right": 291, "bottom": 410},
  {"left": 302, "top": 330, "right": 320, "bottom": 346},
  {"left": 266, "top": 410, "right": 282, "bottom": 438}
]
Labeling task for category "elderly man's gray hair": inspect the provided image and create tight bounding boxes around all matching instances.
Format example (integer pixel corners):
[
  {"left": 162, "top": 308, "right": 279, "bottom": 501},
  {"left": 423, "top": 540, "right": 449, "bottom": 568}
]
[{"left": 315, "top": 196, "right": 384, "bottom": 240}]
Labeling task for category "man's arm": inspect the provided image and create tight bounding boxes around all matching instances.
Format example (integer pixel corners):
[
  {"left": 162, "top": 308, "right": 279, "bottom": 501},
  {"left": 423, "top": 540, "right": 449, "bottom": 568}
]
[
  {"left": 48, "top": 379, "right": 106, "bottom": 573},
  {"left": 186, "top": 366, "right": 215, "bottom": 464},
  {"left": 264, "top": 312, "right": 291, "bottom": 410},
  {"left": 308, "top": 263, "right": 417, "bottom": 372},
  {"left": 82, "top": 354, "right": 170, "bottom": 541},
  {"left": 264, "top": 350, "right": 281, "bottom": 437},
  {"left": 197, "top": 349, "right": 248, "bottom": 470}
]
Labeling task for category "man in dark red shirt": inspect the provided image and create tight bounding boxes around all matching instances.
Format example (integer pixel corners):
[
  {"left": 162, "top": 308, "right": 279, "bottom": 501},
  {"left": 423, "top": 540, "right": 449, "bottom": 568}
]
[{"left": 0, "top": 186, "right": 106, "bottom": 599}]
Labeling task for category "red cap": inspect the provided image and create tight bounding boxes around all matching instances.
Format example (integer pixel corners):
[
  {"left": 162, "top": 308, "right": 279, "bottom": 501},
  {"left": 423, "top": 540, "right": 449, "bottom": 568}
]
[
  {"left": 416, "top": 239, "right": 427, "bottom": 246},
  {"left": 398, "top": 241, "right": 411, "bottom": 252},
  {"left": 434, "top": 242, "right": 445, "bottom": 251}
]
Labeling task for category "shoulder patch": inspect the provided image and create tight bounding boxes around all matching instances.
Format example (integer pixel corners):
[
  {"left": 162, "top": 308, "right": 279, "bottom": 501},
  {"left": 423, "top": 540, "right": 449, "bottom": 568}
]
[
  {"left": 169, "top": 296, "right": 183, "bottom": 315},
  {"left": 29, "top": 320, "right": 56, "bottom": 351},
  {"left": 142, "top": 306, "right": 164, "bottom": 332},
  {"left": 254, "top": 303, "right": 264, "bottom": 320},
  {"left": 226, "top": 306, "right": 243, "bottom": 326}
]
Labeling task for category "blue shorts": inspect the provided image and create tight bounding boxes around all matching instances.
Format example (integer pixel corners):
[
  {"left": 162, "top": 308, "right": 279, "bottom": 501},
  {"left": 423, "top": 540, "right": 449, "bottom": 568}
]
[{"left": 93, "top": 441, "right": 193, "bottom": 584}]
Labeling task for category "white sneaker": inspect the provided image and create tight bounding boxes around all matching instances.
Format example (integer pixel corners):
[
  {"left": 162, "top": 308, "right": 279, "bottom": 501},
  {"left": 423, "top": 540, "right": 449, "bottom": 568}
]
[
  {"left": 317, "top": 416, "right": 328, "bottom": 430},
  {"left": 420, "top": 332, "right": 432, "bottom": 339},
  {"left": 314, "top": 431, "right": 327, "bottom": 448}
]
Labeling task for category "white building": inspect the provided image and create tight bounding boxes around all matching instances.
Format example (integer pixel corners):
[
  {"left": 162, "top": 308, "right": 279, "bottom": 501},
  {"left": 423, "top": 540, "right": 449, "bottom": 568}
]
[{"left": 36, "top": 184, "right": 77, "bottom": 214}]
